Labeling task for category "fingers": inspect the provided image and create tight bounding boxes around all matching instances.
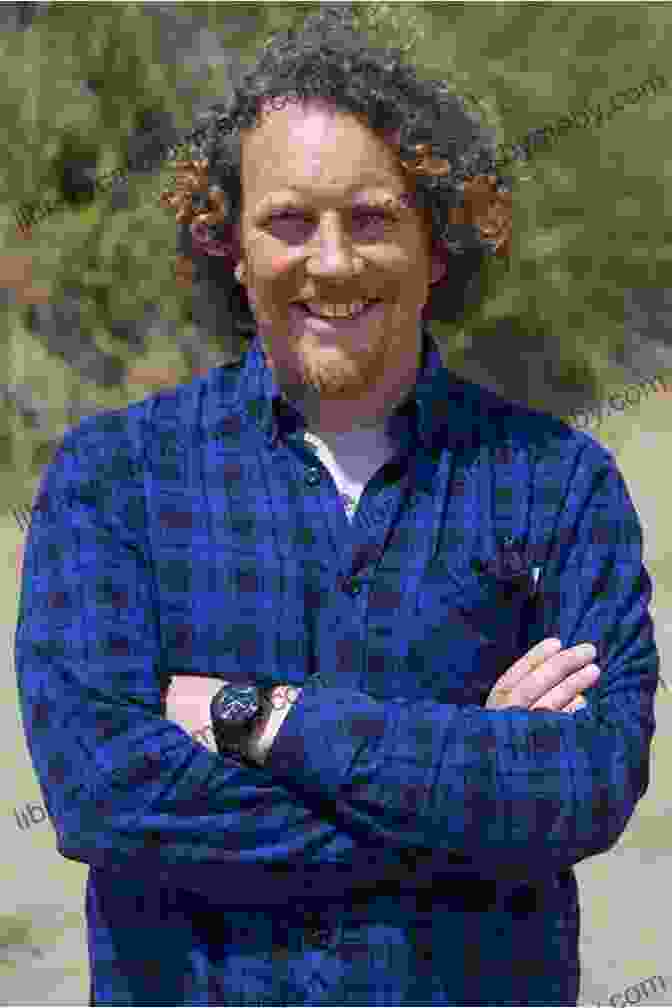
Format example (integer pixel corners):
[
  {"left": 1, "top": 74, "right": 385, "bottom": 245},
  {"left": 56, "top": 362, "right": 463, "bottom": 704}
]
[
  {"left": 486, "top": 638, "right": 600, "bottom": 711},
  {"left": 489, "top": 638, "right": 564, "bottom": 699},
  {"left": 560, "top": 693, "right": 587, "bottom": 714},
  {"left": 529, "top": 663, "right": 599, "bottom": 711},
  {"left": 264, "top": 684, "right": 302, "bottom": 711},
  {"left": 513, "top": 642, "right": 597, "bottom": 709}
]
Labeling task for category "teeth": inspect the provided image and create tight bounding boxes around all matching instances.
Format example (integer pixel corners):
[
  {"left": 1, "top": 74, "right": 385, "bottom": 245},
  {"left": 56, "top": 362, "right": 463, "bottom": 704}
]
[{"left": 304, "top": 300, "right": 368, "bottom": 319}]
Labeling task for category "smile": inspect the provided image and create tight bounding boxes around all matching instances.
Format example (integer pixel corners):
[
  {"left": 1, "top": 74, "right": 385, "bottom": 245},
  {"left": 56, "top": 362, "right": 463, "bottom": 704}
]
[{"left": 292, "top": 299, "right": 382, "bottom": 321}]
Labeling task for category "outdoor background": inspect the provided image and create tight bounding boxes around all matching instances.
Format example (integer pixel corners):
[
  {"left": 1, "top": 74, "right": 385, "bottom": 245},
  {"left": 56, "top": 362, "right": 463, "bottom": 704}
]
[{"left": 0, "top": 2, "right": 671, "bottom": 1004}]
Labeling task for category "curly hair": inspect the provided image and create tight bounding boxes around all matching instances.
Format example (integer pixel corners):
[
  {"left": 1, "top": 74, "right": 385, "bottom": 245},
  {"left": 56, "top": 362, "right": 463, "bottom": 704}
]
[{"left": 165, "top": 5, "right": 510, "bottom": 351}]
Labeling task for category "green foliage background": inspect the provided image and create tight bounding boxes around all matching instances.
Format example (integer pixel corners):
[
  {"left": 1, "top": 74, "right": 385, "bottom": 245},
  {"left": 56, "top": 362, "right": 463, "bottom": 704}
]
[
  {"left": 2, "top": 9, "right": 672, "bottom": 1002},
  {"left": 1, "top": 1, "right": 670, "bottom": 512}
]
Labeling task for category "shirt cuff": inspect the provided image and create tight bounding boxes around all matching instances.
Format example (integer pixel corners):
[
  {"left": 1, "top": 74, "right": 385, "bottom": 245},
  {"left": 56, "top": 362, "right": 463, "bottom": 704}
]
[
  {"left": 246, "top": 697, "right": 296, "bottom": 763},
  {"left": 261, "top": 692, "right": 309, "bottom": 770}
]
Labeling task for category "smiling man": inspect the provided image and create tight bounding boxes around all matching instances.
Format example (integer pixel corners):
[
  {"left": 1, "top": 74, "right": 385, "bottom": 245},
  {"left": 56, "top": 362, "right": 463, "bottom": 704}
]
[
  {"left": 226, "top": 93, "right": 448, "bottom": 566},
  {"left": 16, "top": 8, "right": 658, "bottom": 1007},
  {"left": 238, "top": 95, "right": 445, "bottom": 431}
]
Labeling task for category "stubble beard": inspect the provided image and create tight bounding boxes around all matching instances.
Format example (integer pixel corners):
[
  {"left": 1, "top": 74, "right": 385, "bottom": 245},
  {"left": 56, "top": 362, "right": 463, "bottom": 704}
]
[
  {"left": 294, "top": 327, "right": 389, "bottom": 400},
  {"left": 250, "top": 292, "right": 388, "bottom": 400},
  {"left": 255, "top": 299, "right": 422, "bottom": 427}
]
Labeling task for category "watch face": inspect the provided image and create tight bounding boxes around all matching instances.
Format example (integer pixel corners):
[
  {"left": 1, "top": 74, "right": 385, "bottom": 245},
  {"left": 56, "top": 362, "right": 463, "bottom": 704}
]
[{"left": 213, "top": 684, "right": 260, "bottom": 724}]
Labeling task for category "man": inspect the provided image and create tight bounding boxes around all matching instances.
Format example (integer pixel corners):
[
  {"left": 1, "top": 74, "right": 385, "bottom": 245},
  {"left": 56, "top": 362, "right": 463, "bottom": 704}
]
[{"left": 16, "top": 49, "right": 658, "bottom": 1008}]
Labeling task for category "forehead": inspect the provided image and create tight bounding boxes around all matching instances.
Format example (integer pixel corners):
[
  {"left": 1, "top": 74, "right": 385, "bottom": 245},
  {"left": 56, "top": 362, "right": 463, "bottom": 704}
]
[{"left": 240, "top": 99, "right": 405, "bottom": 201}]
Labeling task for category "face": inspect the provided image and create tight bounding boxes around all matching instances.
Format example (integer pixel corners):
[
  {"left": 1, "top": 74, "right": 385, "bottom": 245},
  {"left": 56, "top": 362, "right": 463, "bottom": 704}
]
[{"left": 237, "top": 98, "right": 446, "bottom": 416}]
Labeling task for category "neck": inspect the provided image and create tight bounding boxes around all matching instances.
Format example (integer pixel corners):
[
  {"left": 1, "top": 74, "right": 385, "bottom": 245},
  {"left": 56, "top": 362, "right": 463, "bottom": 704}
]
[{"left": 303, "top": 382, "right": 410, "bottom": 435}]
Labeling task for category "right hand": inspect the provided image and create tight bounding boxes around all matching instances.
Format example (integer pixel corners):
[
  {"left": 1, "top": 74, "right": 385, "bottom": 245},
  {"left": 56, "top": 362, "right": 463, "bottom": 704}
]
[{"left": 486, "top": 638, "right": 600, "bottom": 713}]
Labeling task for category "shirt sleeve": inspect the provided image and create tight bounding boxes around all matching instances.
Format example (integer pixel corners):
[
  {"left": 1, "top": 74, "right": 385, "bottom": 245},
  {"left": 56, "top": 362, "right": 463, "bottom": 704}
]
[
  {"left": 14, "top": 424, "right": 411, "bottom": 906},
  {"left": 264, "top": 443, "right": 659, "bottom": 880}
]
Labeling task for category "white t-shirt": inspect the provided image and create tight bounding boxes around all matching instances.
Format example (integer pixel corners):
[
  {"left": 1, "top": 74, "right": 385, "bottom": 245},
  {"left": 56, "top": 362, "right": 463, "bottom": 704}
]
[{"left": 303, "top": 423, "right": 398, "bottom": 521}]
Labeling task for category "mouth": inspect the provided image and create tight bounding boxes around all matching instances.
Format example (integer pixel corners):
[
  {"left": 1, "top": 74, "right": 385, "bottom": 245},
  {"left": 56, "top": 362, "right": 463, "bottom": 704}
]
[{"left": 290, "top": 299, "right": 383, "bottom": 323}]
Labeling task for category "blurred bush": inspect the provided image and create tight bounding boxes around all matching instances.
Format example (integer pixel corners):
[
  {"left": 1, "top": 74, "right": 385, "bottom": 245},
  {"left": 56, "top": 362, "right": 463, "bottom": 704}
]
[{"left": 1, "top": 1, "right": 671, "bottom": 511}]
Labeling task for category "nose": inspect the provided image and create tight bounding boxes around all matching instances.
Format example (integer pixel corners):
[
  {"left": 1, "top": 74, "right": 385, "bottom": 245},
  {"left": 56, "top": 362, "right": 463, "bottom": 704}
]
[{"left": 305, "top": 212, "right": 363, "bottom": 280}]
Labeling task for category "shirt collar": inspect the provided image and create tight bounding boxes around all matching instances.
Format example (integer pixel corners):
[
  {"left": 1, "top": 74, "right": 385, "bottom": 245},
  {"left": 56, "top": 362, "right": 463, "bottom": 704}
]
[{"left": 240, "top": 320, "right": 447, "bottom": 449}]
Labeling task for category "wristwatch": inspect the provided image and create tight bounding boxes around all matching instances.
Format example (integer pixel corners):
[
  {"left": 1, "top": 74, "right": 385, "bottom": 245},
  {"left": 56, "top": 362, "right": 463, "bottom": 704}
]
[{"left": 210, "top": 683, "right": 265, "bottom": 759}]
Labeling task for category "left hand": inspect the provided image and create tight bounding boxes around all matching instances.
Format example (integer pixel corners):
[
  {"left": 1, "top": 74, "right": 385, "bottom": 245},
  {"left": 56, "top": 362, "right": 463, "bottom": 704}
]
[{"left": 165, "top": 678, "right": 301, "bottom": 763}]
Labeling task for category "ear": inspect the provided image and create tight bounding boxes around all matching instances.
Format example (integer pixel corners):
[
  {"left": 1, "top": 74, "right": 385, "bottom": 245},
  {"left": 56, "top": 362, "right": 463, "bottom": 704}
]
[{"left": 430, "top": 254, "right": 447, "bottom": 285}]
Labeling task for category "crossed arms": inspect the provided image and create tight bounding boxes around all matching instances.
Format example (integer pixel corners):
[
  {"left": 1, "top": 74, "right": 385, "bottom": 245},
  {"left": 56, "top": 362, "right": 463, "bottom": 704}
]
[{"left": 15, "top": 425, "right": 659, "bottom": 902}]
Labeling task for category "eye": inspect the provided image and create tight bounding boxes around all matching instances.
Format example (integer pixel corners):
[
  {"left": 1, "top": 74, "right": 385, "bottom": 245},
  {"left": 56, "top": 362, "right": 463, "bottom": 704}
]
[
  {"left": 260, "top": 206, "right": 400, "bottom": 242},
  {"left": 353, "top": 207, "right": 398, "bottom": 222},
  {"left": 352, "top": 208, "right": 391, "bottom": 220},
  {"left": 262, "top": 211, "right": 315, "bottom": 242},
  {"left": 265, "top": 211, "right": 311, "bottom": 225},
  {"left": 267, "top": 210, "right": 308, "bottom": 222},
  {"left": 351, "top": 207, "right": 399, "bottom": 237}
]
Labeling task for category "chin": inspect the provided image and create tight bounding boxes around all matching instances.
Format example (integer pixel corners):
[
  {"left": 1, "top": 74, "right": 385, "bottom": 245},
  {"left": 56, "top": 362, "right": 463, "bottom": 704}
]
[{"left": 294, "top": 333, "right": 386, "bottom": 399}]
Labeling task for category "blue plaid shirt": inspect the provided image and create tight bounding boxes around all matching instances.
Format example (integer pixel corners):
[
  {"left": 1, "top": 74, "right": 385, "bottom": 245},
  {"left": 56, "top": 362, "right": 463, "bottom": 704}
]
[{"left": 16, "top": 323, "right": 658, "bottom": 1006}]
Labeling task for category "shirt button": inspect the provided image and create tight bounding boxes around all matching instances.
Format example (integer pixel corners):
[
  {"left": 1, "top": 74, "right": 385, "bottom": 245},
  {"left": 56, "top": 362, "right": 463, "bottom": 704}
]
[
  {"left": 304, "top": 926, "right": 332, "bottom": 948},
  {"left": 305, "top": 467, "right": 321, "bottom": 486}
]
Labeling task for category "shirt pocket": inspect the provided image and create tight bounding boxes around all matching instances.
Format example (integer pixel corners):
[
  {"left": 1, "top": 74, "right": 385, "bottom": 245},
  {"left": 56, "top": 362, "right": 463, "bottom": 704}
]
[{"left": 411, "top": 553, "right": 536, "bottom": 707}]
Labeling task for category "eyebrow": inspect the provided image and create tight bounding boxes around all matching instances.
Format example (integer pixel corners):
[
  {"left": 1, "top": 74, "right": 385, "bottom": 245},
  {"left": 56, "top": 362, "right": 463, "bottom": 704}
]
[{"left": 253, "top": 188, "right": 407, "bottom": 215}]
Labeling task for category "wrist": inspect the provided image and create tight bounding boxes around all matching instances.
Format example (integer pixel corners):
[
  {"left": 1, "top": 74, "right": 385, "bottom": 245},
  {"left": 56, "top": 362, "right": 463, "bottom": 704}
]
[
  {"left": 210, "top": 683, "right": 302, "bottom": 765},
  {"left": 210, "top": 683, "right": 262, "bottom": 760},
  {"left": 244, "top": 686, "right": 302, "bottom": 765}
]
